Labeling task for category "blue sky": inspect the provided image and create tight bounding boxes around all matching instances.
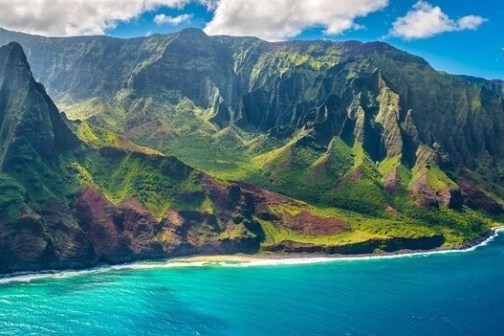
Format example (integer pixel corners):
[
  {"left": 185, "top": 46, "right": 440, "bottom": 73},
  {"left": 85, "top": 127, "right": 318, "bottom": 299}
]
[
  {"left": 108, "top": 0, "right": 503, "bottom": 80},
  {"left": 0, "top": 0, "right": 501, "bottom": 79}
]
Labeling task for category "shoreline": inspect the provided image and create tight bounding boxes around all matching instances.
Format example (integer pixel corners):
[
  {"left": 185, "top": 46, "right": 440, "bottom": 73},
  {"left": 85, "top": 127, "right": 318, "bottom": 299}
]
[
  {"left": 164, "top": 226, "right": 504, "bottom": 265},
  {"left": 1, "top": 227, "right": 503, "bottom": 284}
]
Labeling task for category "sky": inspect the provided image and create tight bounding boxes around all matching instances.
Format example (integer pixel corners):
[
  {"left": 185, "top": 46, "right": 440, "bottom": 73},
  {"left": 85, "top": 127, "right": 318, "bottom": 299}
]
[{"left": 0, "top": 0, "right": 502, "bottom": 79}]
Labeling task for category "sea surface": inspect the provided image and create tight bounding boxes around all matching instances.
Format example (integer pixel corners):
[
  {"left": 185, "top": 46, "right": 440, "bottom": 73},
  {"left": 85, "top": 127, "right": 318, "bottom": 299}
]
[{"left": 1, "top": 231, "right": 504, "bottom": 336}]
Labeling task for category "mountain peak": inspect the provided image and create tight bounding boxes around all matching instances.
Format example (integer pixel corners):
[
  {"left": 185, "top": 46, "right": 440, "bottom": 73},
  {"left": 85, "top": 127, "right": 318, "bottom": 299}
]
[
  {"left": 1, "top": 41, "right": 29, "bottom": 62},
  {"left": 0, "top": 41, "right": 32, "bottom": 77},
  {"left": 176, "top": 27, "right": 208, "bottom": 40},
  {"left": 3, "top": 41, "right": 23, "bottom": 52},
  {"left": 0, "top": 42, "right": 78, "bottom": 168}
]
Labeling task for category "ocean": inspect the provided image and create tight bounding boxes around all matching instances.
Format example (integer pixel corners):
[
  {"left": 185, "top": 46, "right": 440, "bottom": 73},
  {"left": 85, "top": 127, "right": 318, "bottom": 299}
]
[{"left": 1, "top": 231, "right": 503, "bottom": 336}]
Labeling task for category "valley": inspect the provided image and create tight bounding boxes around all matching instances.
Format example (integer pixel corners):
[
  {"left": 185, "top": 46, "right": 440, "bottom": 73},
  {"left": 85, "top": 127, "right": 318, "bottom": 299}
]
[{"left": 0, "top": 27, "right": 503, "bottom": 274}]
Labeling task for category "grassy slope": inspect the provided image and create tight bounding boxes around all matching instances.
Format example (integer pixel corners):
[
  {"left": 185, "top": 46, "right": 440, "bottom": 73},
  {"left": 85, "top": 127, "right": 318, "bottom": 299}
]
[
  {"left": 89, "top": 119, "right": 494, "bottom": 248},
  {"left": 56, "top": 41, "right": 502, "bottom": 250},
  {"left": 70, "top": 122, "right": 210, "bottom": 218},
  {"left": 66, "top": 97, "right": 496, "bottom": 248},
  {"left": 60, "top": 92, "right": 500, "bottom": 251},
  {"left": 3, "top": 117, "right": 202, "bottom": 233}
]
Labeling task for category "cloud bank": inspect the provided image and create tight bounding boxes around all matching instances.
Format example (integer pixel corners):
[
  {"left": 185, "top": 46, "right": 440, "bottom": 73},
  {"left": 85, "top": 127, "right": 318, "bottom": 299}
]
[
  {"left": 203, "top": 0, "right": 389, "bottom": 41},
  {"left": 390, "top": 1, "right": 486, "bottom": 40},
  {"left": 0, "top": 0, "right": 190, "bottom": 36},
  {"left": 0, "top": 0, "right": 388, "bottom": 40}
]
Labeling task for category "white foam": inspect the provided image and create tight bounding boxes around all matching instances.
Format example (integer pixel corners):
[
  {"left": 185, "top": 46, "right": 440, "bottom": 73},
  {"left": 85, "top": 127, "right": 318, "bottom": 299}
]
[
  {"left": 1, "top": 228, "right": 503, "bottom": 284},
  {"left": 0, "top": 266, "right": 116, "bottom": 285}
]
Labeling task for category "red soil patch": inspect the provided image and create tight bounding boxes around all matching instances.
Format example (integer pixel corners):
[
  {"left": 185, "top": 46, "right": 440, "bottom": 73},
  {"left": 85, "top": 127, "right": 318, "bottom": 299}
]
[{"left": 282, "top": 210, "right": 350, "bottom": 236}]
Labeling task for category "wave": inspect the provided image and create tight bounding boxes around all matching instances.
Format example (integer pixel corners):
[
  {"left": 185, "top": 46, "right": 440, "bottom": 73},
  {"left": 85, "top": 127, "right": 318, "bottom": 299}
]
[
  {"left": 1, "top": 228, "right": 503, "bottom": 285},
  {"left": 0, "top": 267, "right": 115, "bottom": 285}
]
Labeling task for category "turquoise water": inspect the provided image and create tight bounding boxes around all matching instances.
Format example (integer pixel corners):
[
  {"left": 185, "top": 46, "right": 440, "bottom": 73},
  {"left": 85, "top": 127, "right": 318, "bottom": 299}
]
[{"left": 1, "top": 233, "right": 504, "bottom": 336}]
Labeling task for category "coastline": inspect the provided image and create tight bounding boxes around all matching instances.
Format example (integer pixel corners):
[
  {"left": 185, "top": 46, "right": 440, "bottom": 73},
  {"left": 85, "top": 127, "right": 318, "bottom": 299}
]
[
  {"left": 1, "top": 227, "right": 503, "bottom": 284},
  {"left": 163, "top": 226, "right": 504, "bottom": 266}
]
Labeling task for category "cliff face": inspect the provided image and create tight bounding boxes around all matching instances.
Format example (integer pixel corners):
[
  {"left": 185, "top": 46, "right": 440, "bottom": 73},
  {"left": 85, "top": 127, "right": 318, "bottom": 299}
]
[
  {"left": 0, "top": 42, "right": 92, "bottom": 272},
  {"left": 0, "top": 42, "right": 78, "bottom": 163},
  {"left": 1, "top": 28, "right": 501, "bottom": 205},
  {"left": 0, "top": 43, "right": 260, "bottom": 273},
  {"left": 0, "top": 30, "right": 502, "bottom": 273}
]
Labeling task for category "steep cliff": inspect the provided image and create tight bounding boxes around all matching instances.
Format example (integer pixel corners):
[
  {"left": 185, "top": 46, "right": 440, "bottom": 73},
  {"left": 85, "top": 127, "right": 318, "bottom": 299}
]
[
  {"left": 0, "top": 43, "right": 262, "bottom": 273},
  {"left": 0, "top": 29, "right": 502, "bottom": 273}
]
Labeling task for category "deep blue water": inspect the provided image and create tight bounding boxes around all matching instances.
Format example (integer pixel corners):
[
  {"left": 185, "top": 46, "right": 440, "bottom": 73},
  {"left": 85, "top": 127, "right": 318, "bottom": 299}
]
[{"left": 1, "top": 232, "right": 504, "bottom": 336}]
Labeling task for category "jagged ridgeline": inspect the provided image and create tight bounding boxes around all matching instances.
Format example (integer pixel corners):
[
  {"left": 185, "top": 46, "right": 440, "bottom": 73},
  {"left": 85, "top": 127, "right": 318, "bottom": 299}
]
[
  {"left": 0, "top": 42, "right": 267, "bottom": 273},
  {"left": 1, "top": 27, "right": 502, "bottom": 211},
  {"left": 0, "top": 27, "right": 503, "bottom": 273}
]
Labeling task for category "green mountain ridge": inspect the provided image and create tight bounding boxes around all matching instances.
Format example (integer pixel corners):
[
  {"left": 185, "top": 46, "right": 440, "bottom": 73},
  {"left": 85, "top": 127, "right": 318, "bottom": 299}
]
[
  {"left": 4, "top": 27, "right": 497, "bottom": 214},
  {"left": 2, "top": 28, "right": 502, "bottom": 176},
  {"left": 0, "top": 28, "right": 503, "bottom": 273},
  {"left": 0, "top": 42, "right": 264, "bottom": 273}
]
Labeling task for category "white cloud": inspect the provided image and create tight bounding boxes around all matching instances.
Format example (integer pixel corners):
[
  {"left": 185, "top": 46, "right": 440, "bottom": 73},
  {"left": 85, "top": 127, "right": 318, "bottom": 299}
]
[
  {"left": 154, "top": 13, "right": 192, "bottom": 25},
  {"left": 457, "top": 15, "right": 486, "bottom": 30},
  {"left": 0, "top": 0, "right": 389, "bottom": 40},
  {"left": 203, "top": 0, "right": 389, "bottom": 41},
  {"left": 198, "top": 0, "right": 219, "bottom": 10},
  {"left": 0, "top": 0, "right": 191, "bottom": 36},
  {"left": 390, "top": 1, "right": 486, "bottom": 40}
]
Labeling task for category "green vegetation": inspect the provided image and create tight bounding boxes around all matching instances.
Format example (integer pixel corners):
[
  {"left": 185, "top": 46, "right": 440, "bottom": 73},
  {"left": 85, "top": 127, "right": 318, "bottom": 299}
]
[
  {"left": 379, "top": 156, "right": 401, "bottom": 176},
  {"left": 1, "top": 30, "right": 503, "bottom": 275},
  {"left": 257, "top": 217, "right": 383, "bottom": 247},
  {"left": 256, "top": 200, "right": 489, "bottom": 248},
  {"left": 77, "top": 150, "right": 207, "bottom": 217},
  {"left": 61, "top": 90, "right": 500, "bottom": 252},
  {"left": 426, "top": 165, "right": 457, "bottom": 192},
  {"left": 0, "top": 175, "right": 28, "bottom": 220},
  {"left": 250, "top": 44, "right": 342, "bottom": 79},
  {"left": 75, "top": 121, "right": 162, "bottom": 155}
]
